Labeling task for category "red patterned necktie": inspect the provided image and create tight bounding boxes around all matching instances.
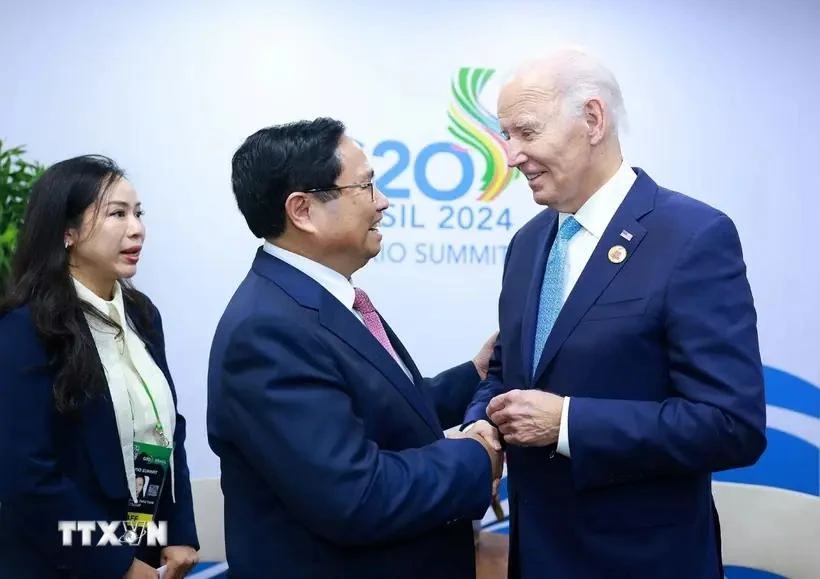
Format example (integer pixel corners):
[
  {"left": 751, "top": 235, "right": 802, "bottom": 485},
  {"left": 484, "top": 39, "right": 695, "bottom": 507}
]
[{"left": 353, "top": 288, "right": 402, "bottom": 364}]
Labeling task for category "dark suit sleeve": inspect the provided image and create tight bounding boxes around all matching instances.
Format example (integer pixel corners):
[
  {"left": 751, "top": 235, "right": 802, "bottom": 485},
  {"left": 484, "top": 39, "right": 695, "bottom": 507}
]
[
  {"left": 151, "top": 307, "right": 200, "bottom": 551},
  {"left": 219, "top": 315, "right": 493, "bottom": 546},
  {"left": 462, "top": 336, "right": 505, "bottom": 425},
  {"left": 0, "top": 309, "right": 136, "bottom": 579},
  {"left": 568, "top": 214, "right": 767, "bottom": 489},
  {"left": 422, "top": 361, "right": 481, "bottom": 429},
  {"left": 463, "top": 233, "right": 518, "bottom": 426}
]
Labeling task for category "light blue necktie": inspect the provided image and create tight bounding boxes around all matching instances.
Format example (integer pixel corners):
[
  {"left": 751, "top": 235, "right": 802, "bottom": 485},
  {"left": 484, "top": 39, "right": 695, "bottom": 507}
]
[{"left": 532, "top": 216, "right": 583, "bottom": 375}]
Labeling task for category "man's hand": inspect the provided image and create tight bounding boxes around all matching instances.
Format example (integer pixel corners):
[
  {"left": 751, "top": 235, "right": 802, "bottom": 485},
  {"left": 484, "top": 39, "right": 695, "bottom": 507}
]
[
  {"left": 449, "top": 427, "right": 503, "bottom": 481},
  {"left": 465, "top": 419, "right": 501, "bottom": 451},
  {"left": 466, "top": 420, "right": 503, "bottom": 496},
  {"left": 160, "top": 546, "right": 199, "bottom": 579},
  {"left": 123, "top": 559, "right": 157, "bottom": 579},
  {"left": 487, "top": 389, "right": 564, "bottom": 447},
  {"left": 472, "top": 331, "right": 499, "bottom": 380}
]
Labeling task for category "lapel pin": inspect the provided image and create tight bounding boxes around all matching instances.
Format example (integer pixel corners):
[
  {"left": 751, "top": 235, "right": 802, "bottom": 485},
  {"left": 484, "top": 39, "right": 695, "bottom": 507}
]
[
  {"left": 619, "top": 230, "right": 633, "bottom": 241},
  {"left": 608, "top": 245, "right": 627, "bottom": 264}
]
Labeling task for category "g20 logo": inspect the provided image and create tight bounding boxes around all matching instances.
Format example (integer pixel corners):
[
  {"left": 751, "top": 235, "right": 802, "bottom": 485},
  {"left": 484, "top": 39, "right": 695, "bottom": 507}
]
[
  {"left": 357, "top": 67, "right": 520, "bottom": 233},
  {"left": 358, "top": 138, "right": 514, "bottom": 232},
  {"left": 369, "top": 140, "right": 480, "bottom": 202}
]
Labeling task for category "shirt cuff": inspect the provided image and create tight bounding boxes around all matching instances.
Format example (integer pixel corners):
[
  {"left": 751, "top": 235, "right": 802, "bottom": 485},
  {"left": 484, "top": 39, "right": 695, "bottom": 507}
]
[{"left": 556, "top": 396, "right": 571, "bottom": 457}]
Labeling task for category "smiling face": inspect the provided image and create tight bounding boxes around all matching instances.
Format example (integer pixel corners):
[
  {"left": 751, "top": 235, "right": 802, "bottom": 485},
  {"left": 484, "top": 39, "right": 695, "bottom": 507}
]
[
  {"left": 286, "top": 136, "right": 390, "bottom": 277},
  {"left": 314, "top": 137, "right": 388, "bottom": 263},
  {"left": 497, "top": 77, "right": 599, "bottom": 212},
  {"left": 66, "top": 177, "right": 145, "bottom": 297}
]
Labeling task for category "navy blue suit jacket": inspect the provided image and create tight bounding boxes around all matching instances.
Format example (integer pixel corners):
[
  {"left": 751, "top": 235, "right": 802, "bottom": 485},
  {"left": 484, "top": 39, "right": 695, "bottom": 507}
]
[
  {"left": 207, "top": 250, "right": 493, "bottom": 579},
  {"left": 464, "top": 169, "right": 767, "bottom": 579},
  {"left": 0, "top": 301, "right": 199, "bottom": 579}
]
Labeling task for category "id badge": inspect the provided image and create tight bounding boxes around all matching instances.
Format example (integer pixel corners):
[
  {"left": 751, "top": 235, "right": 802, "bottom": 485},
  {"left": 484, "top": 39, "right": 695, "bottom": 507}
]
[{"left": 124, "top": 441, "right": 172, "bottom": 541}]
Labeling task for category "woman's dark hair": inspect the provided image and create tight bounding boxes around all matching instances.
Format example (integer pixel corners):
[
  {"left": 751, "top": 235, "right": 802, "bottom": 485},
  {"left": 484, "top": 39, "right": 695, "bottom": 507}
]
[{"left": 0, "top": 155, "right": 155, "bottom": 413}]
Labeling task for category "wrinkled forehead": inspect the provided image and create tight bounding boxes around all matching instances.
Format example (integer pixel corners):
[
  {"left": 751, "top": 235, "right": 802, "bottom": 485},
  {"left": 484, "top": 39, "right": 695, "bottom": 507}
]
[{"left": 497, "top": 80, "right": 558, "bottom": 129}]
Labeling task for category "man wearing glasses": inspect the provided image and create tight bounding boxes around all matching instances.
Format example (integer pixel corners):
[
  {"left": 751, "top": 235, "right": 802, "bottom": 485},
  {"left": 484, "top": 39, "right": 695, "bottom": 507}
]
[{"left": 206, "top": 117, "right": 502, "bottom": 579}]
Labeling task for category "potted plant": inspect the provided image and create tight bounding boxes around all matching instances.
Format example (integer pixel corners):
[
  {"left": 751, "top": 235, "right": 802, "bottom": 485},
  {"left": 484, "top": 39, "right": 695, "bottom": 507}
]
[{"left": 0, "top": 140, "right": 45, "bottom": 293}]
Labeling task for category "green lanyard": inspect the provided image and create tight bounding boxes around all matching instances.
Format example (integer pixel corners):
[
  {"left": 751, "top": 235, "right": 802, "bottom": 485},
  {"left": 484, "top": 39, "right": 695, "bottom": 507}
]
[
  {"left": 115, "top": 323, "right": 170, "bottom": 448},
  {"left": 139, "top": 380, "right": 170, "bottom": 448}
]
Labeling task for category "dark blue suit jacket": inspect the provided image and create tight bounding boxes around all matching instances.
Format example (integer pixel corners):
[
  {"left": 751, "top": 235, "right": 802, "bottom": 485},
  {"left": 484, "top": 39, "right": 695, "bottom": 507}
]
[
  {"left": 465, "top": 169, "right": 767, "bottom": 579},
  {"left": 0, "top": 301, "right": 199, "bottom": 579},
  {"left": 207, "top": 250, "right": 493, "bottom": 579}
]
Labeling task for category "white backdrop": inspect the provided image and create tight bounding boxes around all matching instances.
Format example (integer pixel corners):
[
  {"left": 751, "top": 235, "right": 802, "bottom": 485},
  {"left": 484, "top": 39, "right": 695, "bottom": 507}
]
[{"left": 3, "top": 1, "right": 818, "bottom": 577}]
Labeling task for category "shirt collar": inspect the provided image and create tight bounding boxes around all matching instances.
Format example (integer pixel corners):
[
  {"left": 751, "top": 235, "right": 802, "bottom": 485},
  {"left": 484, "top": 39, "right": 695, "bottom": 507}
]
[
  {"left": 262, "top": 240, "right": 356, "bottom": 310},
  {"left": 559, "top": 161, "right": 637, "bottom": 239},
  {"left": 72, "top": 276, "right": 127, "bottom": 325}
]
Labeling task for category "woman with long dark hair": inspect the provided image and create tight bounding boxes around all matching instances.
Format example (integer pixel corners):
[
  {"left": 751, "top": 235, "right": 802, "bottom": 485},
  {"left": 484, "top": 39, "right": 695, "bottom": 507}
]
[{"left": 0, "top": 155, "right": 199, "bottom": 578}]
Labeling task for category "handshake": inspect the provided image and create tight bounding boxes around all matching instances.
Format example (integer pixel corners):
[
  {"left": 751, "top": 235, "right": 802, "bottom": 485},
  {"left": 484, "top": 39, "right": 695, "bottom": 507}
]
[{"left": 449, "top": 420, "right": 504, "bottom": 518}]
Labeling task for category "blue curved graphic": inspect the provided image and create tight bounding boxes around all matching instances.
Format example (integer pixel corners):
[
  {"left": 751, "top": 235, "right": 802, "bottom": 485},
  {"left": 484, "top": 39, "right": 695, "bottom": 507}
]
[
  {"left": 761, "top": 366, "right": 819, "bottom": 417},
  {"left": 724, "top": 569, "right": 786, "bottom": 579},
  {"left": 713, "top": 366, "right": 819, "bottom": 495}
]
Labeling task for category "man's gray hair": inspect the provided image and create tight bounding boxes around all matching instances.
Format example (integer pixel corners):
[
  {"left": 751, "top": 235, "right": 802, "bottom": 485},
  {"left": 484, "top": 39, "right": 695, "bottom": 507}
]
[{"left": 516, "top": 47, "right": 627, "bottom": 136}]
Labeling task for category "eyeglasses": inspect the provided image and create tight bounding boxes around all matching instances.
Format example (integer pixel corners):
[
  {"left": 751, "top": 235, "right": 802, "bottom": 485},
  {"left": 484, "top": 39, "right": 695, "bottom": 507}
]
[{"left": 304, "top": 181, "right": 375, "bottom": 202}]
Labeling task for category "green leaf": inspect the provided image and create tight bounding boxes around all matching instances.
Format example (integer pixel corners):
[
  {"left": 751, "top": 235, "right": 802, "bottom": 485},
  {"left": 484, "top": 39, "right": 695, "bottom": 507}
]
[
  {"left": 0, "top": 139, "right": 43, "bottom": 290},
  {"left": 0, "top": 223, "right": 17, "bottom": 244}
]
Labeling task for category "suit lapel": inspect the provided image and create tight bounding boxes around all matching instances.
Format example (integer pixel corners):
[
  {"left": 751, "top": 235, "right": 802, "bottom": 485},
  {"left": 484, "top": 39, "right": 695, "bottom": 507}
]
[
  {"left": 253, "top": 249, "right": 442, "bottom": 436},
  {"left": 532, "top": 169, "right": 657, "bottom": 383},
  {"left": 381, "top": 319, "right": 443, "bottom": 434},
  {"left": 77, "top": 319, "right": 128, "bottom": 499},
  {"left": 319, "top": 292, "right": 442, "bottom": 436},
  {"left": 521, "top": 212, "right": 559, "bottom": 384},
  {"left": 81, "top": 393, "right": 129, "bottom": 498}
]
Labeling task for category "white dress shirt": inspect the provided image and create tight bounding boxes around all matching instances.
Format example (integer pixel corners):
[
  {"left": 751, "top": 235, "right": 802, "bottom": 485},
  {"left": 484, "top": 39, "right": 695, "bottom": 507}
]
[
  {"left": 73, "top": 278, "right": 176, "bottom": 502},
  {"left": 262, "top": 241, "right": 413, "bottom": 379},
  {"left": 555, "top": 161, "right": 637, "bottom": 458}
]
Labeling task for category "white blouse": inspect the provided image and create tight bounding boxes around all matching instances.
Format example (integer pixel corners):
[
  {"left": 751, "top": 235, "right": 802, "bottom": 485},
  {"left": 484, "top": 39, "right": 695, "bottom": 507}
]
[{"left": 73, "top": 278, "right": 176, "bottom": 503}]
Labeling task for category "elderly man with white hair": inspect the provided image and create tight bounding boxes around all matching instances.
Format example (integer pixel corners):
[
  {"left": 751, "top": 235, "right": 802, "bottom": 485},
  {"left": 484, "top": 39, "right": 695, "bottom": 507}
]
[{"left": 462, "top": 47, "right": 767, "bottom": 578}]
